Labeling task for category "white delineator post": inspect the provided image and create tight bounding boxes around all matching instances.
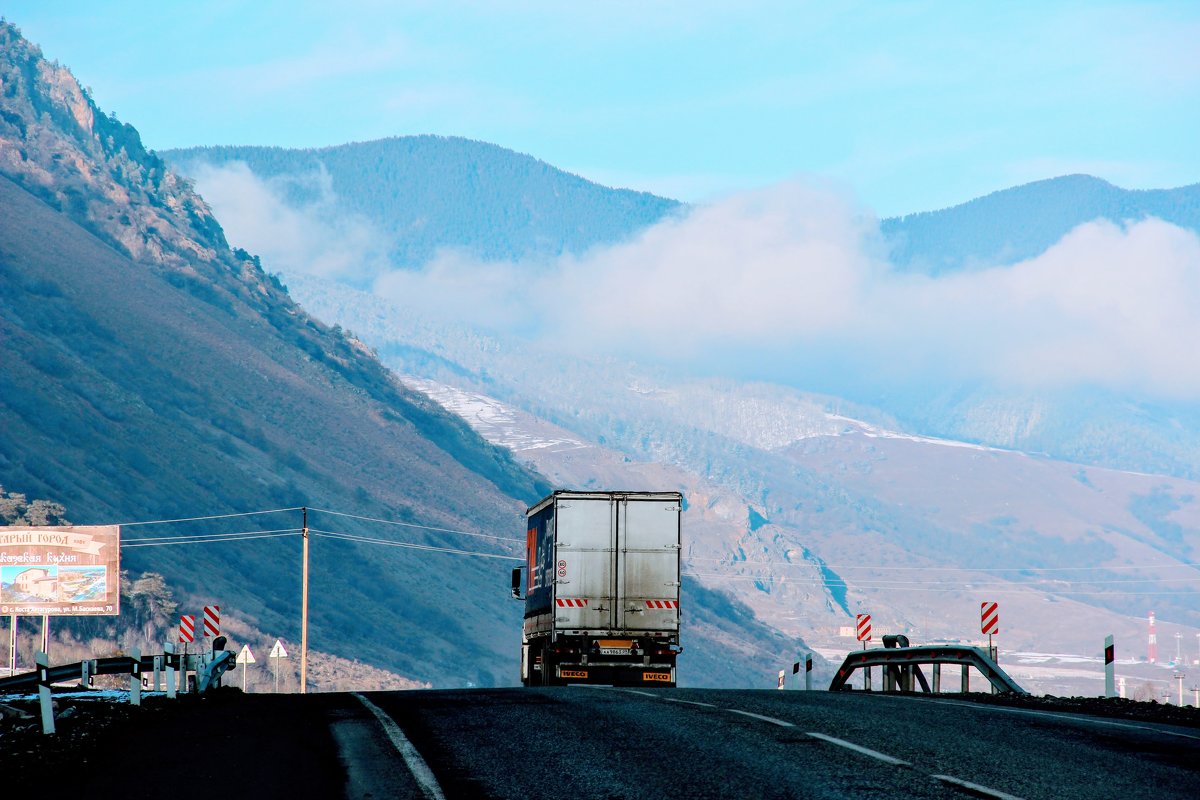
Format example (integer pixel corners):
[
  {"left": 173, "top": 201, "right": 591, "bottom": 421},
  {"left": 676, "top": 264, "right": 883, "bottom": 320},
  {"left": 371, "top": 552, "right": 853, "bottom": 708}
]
[
  {"left": 130, "top": 647, "right": 141, "bottom": 706},
  {"left": 9, "top": 615, "right": 17, "bottom": 675},
  {"left": 165, "top": 642, "right": 177, "bottom": 700},
  {"left": 36, "top": 650, "right": 54, "bottom": 735},
  {"left": 1104, "top": 635, "right": 1115, "bottom": 698},
  {"left": 805, "top": 653, "right": 813, "bottom": 691}
]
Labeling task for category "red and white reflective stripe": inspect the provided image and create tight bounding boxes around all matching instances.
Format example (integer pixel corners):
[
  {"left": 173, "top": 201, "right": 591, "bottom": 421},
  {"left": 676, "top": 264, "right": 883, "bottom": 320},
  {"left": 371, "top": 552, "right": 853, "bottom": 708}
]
[
  {"left": 178, "top": 615, "right": 195, "bottom": 643},
  {"left": 644, "top": 600, "right": 679, "bottom": 609},
  {"left": 980, "top": 601, "right": 999, "bottom": 635},
  {"left": 856, "top": 613, "right": 872, "bottom": 641},
  {"left": 555, "top": 598, "right": 589, "bottom": 607},
  {"left": 203, "top": 605, "right": 220, "bottom": 637}
]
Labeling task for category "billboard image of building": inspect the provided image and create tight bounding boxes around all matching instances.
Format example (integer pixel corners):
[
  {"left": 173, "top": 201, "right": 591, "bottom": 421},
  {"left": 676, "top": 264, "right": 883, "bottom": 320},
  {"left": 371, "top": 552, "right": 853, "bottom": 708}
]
[{"left": 0, "top": 526, "right": 119, "bottom": 615}]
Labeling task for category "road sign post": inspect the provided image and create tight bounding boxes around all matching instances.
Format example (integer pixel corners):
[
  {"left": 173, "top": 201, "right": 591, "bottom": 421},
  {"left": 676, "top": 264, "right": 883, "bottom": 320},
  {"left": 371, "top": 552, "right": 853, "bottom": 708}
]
[
  {"left": 856, "top": 614, "right": 872, "bottom": 691},
  {"left": 269, "top": 639, "right": 288, "bottom": 693},
  {"left": 236, "top": 644, "right": 256, "bottom": 692},
  {"left": 981, "top": 602, "right": 999, "bottom": 693},
  {"left": 1104, "top": 635, "right": 1115, "bottom": 698}
]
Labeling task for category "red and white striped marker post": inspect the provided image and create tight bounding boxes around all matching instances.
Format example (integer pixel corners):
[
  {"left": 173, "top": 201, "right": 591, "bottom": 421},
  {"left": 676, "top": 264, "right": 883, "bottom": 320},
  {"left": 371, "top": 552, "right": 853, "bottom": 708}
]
[
  {"left": 981, "top": 602, "right": 999, "bottom": 693},
  {"left": 981, "top": 601, "right": 999, "bottom": 655},
  {"left": 203, "top": 605, "right": 220, "bottom": 638},
  {"left": 178, "top": 615, "right": 195, "bottom": 643},
  {"left": 856, "top": 614, "right": 873, "bottom": 691}
]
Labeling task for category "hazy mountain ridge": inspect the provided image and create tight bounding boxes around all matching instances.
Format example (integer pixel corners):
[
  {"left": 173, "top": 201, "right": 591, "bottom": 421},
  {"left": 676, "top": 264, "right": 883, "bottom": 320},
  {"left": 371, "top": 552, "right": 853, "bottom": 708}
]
[
  {"left": 164, "top": 137, "right": 683, "bottom": 273},
  {"left": 286, "top": 275, "right": 1200, "bottom": 679},
  {"left": 882, "top": 174, "right": 1200, "bottom": 275}
]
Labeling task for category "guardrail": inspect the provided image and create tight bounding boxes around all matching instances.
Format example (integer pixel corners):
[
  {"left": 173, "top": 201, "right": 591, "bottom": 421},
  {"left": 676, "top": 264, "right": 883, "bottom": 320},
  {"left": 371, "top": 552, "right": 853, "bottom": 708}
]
[{"left": 829, "top": 638, "right": 1027, "bottom": 695}]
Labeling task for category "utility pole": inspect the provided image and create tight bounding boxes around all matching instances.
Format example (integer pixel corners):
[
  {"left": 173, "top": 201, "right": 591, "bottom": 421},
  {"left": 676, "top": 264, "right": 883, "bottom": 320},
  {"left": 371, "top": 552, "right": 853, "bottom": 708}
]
[{"left": 300, "top": 506, "right": 309, "bottom": 695}]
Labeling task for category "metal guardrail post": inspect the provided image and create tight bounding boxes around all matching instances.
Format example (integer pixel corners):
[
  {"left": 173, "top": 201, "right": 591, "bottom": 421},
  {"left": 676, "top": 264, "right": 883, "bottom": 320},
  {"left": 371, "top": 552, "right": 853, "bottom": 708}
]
[
  {"left": 961, "top": 665, "right": 969, "bottom": 693},
  {"left": 153, "top": 655, "right": 162, "bottom": 691},
  {"left": 932, "top": 663, "right": 940, "bottom": 693}
]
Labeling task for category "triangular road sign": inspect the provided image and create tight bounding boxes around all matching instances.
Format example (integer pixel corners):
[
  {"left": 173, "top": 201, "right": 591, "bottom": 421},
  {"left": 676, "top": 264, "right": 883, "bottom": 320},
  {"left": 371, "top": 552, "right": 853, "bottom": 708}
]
[
  {"left": 268, "top": 639, "right": 289, "bottom": 659},
  {"left": 236, "top": 644, "right": 256, "bottom": 664}
]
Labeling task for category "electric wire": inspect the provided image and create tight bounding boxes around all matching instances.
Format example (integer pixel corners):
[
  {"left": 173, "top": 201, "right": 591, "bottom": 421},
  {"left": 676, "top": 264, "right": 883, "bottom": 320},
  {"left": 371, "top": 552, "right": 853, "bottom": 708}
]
[
  {"left": 307, "top": 507, "right": 522, "bottom": 542},
  {"left": 122, "top": 530, "right": 303, "bottom": 548},
  {"left": 309, "top": 528, "right": 521, "bottom": 560},
  {"left": 115, "top": 506, "right": 302, "bottom": 527}
]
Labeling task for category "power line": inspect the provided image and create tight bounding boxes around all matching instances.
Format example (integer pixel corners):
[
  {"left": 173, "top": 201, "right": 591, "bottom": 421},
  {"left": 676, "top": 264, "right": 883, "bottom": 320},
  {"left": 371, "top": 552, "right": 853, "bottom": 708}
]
[
  {"left": 309, "top": 528, "right": 521, "bottom": 560},
  {"left": 681, "top": 572, "right": 1199, "bottom": 596},
  {"left": 121, "top": 530, "right": 303, "bottom": 548},
  {"left": 682, "top": 572, "right": 1200, "bottom": 587},
  {"left": 115, "top": 507, "right": 302, "bottom": 527},
  {"left": 306, "top": 507, "right": 522, "bottom": 542},
  {"left": 684, "top": 557, "right": 1200, "bottom": 573}
]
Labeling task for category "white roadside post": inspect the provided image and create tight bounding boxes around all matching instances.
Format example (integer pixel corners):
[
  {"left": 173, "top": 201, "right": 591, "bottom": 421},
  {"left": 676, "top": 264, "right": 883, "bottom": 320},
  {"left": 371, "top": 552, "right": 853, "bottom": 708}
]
[
  {"left": 130, "top": 647, "right": 141, "bottom": 707},
  {"left": 236, "top": 644, "right": 256, "bottom": 692},
  {"left": 777, "top": 669, "right": 786, "bottom": 690},
  {"left": 164, "top": 642, "right": 177, "bottom": 699},
  {"left": 1104, "top": 635, "right": 1116, "bottom": 698},
  {"left": 805, "top": 653, "right": 813, "bottom": 691},
  {"left": 152, "top": 655, "right": 162, "bottom": 692},
  {"left": 36, "top": 650, "right": 54, "bottom": 735}
]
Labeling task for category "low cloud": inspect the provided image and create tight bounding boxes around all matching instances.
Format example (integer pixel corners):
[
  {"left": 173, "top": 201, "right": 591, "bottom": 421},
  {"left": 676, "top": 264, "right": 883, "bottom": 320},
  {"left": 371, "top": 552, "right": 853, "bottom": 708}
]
[
  {"left": 190, "top": 166, "right": 1200, "bottom": 399},
  {"left": 189, "top": 161, "right": 394, "bottom": 287}
]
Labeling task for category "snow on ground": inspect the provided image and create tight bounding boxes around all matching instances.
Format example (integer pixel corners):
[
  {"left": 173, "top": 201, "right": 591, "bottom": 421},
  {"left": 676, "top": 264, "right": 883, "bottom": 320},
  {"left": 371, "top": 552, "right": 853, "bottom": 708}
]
[{"left": 402, "top": 377, "right": 589, "bottom": 453}]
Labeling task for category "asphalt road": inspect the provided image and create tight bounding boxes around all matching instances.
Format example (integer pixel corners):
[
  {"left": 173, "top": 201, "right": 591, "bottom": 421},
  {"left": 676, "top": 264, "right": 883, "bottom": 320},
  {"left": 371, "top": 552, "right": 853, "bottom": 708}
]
[
  {"left": 363, "top": 687, "right": 1200, "bottom": 800},
  {"left": 5, "top": 688, "right": 1198, "bottom": 799}
]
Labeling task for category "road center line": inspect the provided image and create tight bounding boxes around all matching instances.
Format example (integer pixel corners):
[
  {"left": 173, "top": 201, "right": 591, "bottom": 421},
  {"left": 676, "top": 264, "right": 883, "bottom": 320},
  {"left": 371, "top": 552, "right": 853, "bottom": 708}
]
[
  {"left": 664, "top": 698, "right": 717, "bottom": 708},
  {"left": 354, "top": 693, "right": 447, "bottom": 800},
  {"left": 878, "top": 695, "right": 1200, "bottom": 742},
  {"left": 805, "top": 732, "right": 911, "bottom": 767},
  {"left": 726, "top": 709, "right": 795, "bottom": 727},
  {"left": 933, "top": 774, "right": 1027, "bottom": 800}
]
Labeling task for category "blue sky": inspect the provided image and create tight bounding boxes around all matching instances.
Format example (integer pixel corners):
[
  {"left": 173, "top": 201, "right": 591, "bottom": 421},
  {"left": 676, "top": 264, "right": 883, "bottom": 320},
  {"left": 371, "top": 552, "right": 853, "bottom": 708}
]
[{"left": 5, "top": 1, "right": 1197, "bottom": 215}]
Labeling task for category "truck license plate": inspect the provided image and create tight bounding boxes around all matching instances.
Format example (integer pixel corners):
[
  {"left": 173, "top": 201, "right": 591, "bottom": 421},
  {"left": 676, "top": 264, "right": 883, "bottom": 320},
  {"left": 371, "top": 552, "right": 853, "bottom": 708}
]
[
  {"left": 599, "top": 648, "right": 630, "bottom": 655},
  {"left": 643, "top": 671, "right": 672, "bottom": 682}
]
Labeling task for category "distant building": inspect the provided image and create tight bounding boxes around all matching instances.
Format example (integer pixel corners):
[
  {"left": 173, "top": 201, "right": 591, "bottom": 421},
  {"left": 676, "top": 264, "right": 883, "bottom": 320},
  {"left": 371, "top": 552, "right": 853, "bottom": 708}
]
[{"left": 14, "top": 567, "right": 57, "bottom": 600}]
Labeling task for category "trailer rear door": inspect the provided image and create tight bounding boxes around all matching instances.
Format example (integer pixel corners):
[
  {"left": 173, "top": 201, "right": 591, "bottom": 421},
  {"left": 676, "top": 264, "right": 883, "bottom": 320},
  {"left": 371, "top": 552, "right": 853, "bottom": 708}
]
[
  {"left": 617, "top": 496, "right": 681, "bottom": 632},
  {"left": 553, "top": 496, "right": 615, "bottom": 630}
]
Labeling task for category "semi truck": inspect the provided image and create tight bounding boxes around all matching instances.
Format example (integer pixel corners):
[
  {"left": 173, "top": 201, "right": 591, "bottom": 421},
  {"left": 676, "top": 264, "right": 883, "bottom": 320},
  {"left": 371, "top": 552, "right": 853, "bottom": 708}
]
[{"left": 511, "top": 490, "right": 683, "bottom": 687}]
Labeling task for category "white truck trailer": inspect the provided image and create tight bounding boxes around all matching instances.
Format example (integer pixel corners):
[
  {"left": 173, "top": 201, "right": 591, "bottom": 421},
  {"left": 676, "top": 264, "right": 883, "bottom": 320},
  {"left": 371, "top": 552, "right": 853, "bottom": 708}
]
[{"left": 512, "top": 490, "right": 683, "bottom": 687}]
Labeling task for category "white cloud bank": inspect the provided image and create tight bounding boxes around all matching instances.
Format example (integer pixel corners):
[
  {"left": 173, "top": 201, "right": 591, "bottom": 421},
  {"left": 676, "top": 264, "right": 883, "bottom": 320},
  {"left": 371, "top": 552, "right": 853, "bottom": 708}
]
[{"left": 191, "top": 165, "right": 1200, "bottom": 399}]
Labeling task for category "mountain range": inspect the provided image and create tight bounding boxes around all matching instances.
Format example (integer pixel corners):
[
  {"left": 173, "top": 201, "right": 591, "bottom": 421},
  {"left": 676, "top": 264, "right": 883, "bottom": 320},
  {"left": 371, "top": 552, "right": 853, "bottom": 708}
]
[
  {"left": 5, "top": 18, "right": 1199, "bottom": 695},
  {"left": 0, "top": 22, "right": 800, "bottom": 689}
]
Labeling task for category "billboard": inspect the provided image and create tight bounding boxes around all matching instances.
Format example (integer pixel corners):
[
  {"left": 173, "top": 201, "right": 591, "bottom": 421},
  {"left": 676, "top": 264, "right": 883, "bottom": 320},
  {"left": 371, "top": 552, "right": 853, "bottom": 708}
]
[{"left": 0, "top": 526, "right": 120, "bottom": 616}]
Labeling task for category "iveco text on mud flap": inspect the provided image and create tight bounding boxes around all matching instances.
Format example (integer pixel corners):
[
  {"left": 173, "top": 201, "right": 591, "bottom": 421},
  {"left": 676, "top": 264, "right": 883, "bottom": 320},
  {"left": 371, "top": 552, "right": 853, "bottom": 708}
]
[{"left": 511, "top": 491, "right": 683, "bottom": 687}]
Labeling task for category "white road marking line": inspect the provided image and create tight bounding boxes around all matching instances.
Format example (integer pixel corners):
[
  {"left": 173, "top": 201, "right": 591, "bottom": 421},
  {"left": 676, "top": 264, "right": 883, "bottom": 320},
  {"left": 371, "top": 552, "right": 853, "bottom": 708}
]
[
  {"left": 805, "top": 732, "right": 911, "bottom": 767},
  {"left": 933, "top": 774, "right": 1027, "bottom": 800},
  {"left": 726, "top": 709, "right": 795, "bottom": 727},
  {"left": 620, "top": 689, "right": 659, "bottom": 697},
  {"left": 354, "top": 693, "right": 447, "bottom": 800},
  {"left": 879, "top": 695, "right": 1200, "bottom": 742},
  {"left": 664, "top": 698, "right": 717, "bottom": 708}
]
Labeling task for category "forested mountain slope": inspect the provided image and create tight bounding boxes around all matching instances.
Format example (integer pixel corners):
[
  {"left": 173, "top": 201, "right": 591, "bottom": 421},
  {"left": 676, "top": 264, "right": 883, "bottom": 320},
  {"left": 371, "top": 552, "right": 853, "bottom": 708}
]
[
  {"left": 166, "top": 137, "right": 683, "bottom": 271},
  {"left": 882, "top": 174, "right": 1200, "bottom": 274},
  {"left": 0, "top": 21, "right": 549, "bottom": 687}
]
